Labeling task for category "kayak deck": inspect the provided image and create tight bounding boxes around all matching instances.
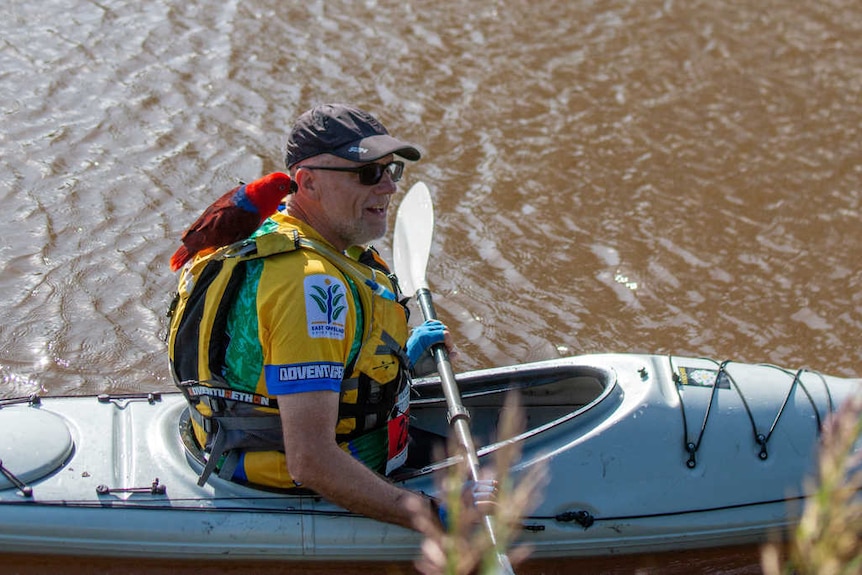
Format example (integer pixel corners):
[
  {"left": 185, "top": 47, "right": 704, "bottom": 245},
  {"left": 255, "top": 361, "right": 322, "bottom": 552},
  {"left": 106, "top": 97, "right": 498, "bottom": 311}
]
[{"left": 0, "top": 353, "right": 859, "bottom": 560}]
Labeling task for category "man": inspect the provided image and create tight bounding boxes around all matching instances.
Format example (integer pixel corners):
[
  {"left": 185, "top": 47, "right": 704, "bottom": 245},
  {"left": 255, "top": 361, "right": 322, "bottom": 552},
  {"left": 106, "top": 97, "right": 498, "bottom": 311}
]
[{"left": 168, "top": 103, "right": 472, "bottom": 531}]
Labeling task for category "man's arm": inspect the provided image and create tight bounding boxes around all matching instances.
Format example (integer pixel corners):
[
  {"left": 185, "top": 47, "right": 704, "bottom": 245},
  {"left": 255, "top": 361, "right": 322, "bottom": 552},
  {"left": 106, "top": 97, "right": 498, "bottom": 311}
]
[{"left": 278, "top": 389, "right": 431, "bottom": 531}]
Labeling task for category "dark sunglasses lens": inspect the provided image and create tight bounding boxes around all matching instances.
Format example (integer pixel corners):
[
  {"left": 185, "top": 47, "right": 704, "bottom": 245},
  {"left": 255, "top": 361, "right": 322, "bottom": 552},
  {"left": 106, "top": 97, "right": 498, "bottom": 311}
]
[
  {"left": 358, "top": 164, "right": 384, "bottom": 185},
  {"left": 358, "top": 162, "right": 404, "bottom": 185}
]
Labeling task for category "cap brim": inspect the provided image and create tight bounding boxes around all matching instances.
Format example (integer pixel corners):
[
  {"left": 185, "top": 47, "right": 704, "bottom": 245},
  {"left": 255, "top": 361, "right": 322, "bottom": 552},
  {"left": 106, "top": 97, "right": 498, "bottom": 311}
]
[{"left": 331, "top": 134, "right": 422, "bottom": 164}]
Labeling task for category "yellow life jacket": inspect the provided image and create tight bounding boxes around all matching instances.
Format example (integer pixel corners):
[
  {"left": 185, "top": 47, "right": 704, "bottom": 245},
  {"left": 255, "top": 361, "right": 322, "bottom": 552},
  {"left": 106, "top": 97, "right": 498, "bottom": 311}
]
[{"left": 167, "top": 220, "right": 411, "bottom": 488}]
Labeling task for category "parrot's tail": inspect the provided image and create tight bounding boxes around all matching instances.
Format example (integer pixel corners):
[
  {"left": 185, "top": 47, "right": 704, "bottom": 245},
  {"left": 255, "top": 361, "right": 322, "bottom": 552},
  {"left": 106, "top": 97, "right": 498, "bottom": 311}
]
[{"left": 170, "top": 245, "right": 191, "bottom": 272}]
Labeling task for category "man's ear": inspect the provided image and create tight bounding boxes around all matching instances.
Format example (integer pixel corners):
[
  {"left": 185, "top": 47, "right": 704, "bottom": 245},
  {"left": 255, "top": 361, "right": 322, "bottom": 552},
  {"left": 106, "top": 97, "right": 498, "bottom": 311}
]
[{"left": 293, "top": 168, "right": 320, "bottom": 200}]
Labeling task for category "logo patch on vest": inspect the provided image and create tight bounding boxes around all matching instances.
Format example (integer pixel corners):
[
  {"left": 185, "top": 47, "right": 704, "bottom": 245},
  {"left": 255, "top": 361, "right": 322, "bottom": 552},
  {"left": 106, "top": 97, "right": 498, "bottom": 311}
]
[{"left": 305, "top": 275, "right": 347, "bottom": 339}]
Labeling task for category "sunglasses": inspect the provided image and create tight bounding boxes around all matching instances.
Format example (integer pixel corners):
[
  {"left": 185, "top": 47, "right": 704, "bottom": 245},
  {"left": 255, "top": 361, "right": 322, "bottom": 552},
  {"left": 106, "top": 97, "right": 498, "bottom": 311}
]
[{"left": 300, "top": 160, "right": 405, "bottom": 186}]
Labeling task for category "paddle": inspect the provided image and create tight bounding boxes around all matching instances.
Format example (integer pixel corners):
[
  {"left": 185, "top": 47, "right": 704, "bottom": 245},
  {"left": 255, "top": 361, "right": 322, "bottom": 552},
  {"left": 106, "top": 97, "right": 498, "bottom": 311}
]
[{"left": 393, "top": 182, "right": 515, "bottom": 575}]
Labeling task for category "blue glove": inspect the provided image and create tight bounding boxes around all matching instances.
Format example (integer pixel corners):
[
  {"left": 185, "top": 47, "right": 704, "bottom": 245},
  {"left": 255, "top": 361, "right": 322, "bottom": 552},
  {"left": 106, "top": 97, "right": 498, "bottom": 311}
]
[{"left": 405, "top": 320, "right": 447, "bottom": 368}]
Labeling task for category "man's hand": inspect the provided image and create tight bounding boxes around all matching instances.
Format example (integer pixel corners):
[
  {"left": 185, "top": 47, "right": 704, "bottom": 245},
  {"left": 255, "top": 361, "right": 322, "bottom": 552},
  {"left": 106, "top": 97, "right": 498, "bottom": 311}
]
[
  {"left": 405, "top": 319, "right": 448, "bottom": 367},
  {"left": 434, "top": 478, "right": 500, "bottom": 529},
  {"left": 465, "top": 478, "right": 499, "bottom": 513}
]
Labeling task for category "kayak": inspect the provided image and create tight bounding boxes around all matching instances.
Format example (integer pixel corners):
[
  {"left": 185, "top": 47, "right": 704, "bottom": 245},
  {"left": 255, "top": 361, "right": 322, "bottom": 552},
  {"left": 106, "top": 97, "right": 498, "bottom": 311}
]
[{"left": 0, "top": 353, "right": 858, "bottom": 561}]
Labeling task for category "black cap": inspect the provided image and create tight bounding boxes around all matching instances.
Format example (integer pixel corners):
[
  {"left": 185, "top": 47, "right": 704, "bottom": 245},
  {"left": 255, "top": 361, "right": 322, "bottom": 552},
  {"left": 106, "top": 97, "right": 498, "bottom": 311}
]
[{"left": 285, "top": 104, "right": 422, "bottom": 168}]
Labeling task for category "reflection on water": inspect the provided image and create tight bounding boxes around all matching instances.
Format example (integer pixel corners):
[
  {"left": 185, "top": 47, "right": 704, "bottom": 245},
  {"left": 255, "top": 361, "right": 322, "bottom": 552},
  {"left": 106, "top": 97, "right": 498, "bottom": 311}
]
[{"left": 1, "top": 0, "right": 860, "bottom": 571}]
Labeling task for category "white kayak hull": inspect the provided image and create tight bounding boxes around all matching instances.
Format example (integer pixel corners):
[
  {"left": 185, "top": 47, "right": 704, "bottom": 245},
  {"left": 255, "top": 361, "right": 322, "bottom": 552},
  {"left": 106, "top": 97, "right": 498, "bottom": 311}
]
[{"left": 0, "top": 353, "right": 859, "bottom": 560}]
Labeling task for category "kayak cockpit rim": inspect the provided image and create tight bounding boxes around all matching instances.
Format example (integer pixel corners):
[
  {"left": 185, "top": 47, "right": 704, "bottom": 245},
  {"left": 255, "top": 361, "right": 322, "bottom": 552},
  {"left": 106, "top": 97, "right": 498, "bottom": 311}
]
[{"left": 399, "top": 361, "right": 620, "bottom": 476}]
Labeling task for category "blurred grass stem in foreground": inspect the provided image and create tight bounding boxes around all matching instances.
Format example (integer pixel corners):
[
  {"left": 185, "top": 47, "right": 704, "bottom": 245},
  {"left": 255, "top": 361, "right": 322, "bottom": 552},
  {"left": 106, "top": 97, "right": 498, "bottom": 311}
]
[
  {"left": 762, "top": 394, "right": 862, "bottom": 575},
  {"left": 411, "top": 392, "right": 548, "bottom": 575}
]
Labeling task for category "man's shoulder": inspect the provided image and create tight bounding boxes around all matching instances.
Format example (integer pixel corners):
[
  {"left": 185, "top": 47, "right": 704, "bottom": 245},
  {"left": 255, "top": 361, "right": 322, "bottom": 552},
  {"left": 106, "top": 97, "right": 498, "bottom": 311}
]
[
  {"left": 267, "top": 212, "right": 328, "bottom": 244},
  {"left": 261, "top": 245, "right": 346, "bottom": 277},
  {"left": 251, "top": 216, "right": 338, "bottom": 268}
]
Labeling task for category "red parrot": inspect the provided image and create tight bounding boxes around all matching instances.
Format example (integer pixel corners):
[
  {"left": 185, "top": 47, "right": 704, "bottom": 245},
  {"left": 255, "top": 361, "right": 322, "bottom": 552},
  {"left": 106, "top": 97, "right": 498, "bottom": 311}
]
[{"left": 169, "top": 172, "right": 292, "bottom": 271}]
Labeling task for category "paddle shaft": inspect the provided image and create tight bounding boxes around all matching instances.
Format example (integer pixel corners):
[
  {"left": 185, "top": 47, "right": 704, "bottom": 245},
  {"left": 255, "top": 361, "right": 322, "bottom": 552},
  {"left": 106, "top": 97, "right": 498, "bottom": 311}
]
[
  {"left": 414, "top": 289, "right": 482, "bottom": 476},
  {"left": 415, "top": 287, "right": 514, "bottom": 575},
  {"left": 394, "top": 182, "right": 514, "bottom": 574}
]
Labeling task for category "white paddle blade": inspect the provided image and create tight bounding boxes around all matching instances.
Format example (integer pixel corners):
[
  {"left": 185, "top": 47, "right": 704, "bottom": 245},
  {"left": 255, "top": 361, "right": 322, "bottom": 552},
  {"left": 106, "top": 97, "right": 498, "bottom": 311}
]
[{"left": 393, "top": 182, "right": 434, "bottom": 296}]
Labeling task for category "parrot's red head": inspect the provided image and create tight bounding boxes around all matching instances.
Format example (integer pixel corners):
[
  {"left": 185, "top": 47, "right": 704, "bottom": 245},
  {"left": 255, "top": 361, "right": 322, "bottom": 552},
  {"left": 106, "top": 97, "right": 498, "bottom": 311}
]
[{"left": 245, "top": 172, "right": 291, "bottom": 215}]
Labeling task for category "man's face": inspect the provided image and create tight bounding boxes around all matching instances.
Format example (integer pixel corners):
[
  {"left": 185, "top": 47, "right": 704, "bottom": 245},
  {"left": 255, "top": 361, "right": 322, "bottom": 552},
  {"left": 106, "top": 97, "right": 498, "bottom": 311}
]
[{"left": 299, "top": 154, "right": 398, "bottom": 250}]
